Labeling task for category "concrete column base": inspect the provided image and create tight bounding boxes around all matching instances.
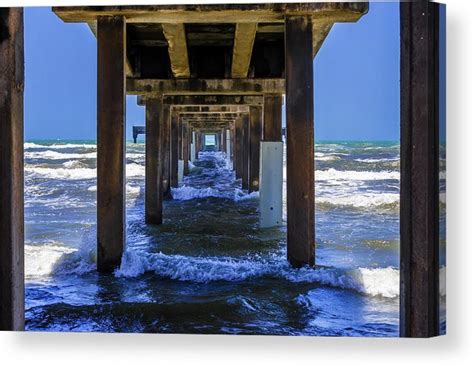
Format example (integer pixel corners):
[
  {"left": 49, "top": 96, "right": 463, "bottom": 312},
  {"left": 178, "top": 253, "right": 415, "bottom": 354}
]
[
  {"left": 259, "top": 141, "right": 283, "bottom": 228},
  {"left": 178, "top": 160, "right": 184, "bottom": 183}
]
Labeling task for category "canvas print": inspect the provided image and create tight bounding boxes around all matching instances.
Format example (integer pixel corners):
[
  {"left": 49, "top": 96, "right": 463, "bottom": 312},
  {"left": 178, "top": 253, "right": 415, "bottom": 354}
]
[{"left": 0, "top": 1, "right": 446, "bottom": 337}]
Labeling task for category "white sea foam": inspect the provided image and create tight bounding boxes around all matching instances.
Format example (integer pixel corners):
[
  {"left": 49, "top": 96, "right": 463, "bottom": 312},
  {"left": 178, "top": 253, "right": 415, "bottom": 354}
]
[
  {"left": 316, "top": 193, "right": 399, "bottom": 209},
  {"left": 354, "top": 158, "right": 399, "bottom": 163},
  {"left": 25, "top": 244, "right": 77, "bottom": 278},
  {"left": 115, "top": 250, "right": 402, "bottom": 298},
  {"left": 25, "top": 150, "right": 97, "bottom": 160},
  {"left": 25, "top": 150, "right": 144, "bottom": 161},
  {"left": 25, "top": 163, "right": 145, "bottom": 180},
  {"left": 171, "top": 185, "right": 258, "bottom": 201},
  {"left": 282, "top": 168, "right": 400, "bottom": 182},
  {"left": 25, "top": 142, "right": 97, "bottom": 149},
  {"left": 87, "top": 184, "right": 141, "bottom": 198},
  {"left": 315, "top": 169, "right": 400, "bottom": 181}
]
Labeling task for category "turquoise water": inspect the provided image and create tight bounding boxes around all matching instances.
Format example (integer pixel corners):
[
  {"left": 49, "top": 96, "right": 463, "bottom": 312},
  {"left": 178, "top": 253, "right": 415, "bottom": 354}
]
[{"left": 22, "top": 139, "right": 445, "bottom": 335}]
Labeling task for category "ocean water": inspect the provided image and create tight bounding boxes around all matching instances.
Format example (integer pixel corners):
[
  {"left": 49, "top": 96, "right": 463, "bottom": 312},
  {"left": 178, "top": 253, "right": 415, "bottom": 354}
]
[{"left": 23, "top": 140, "right": 445, "bottom": 336}]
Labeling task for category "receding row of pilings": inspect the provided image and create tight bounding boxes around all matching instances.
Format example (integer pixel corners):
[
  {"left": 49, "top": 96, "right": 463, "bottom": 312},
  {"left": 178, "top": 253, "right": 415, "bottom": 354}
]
[
  {"left": 141, "top": 96, "right": 283, "bottom": 226},
  {"left": 0, "top": 3, "right": 442, "bottom": 336}
]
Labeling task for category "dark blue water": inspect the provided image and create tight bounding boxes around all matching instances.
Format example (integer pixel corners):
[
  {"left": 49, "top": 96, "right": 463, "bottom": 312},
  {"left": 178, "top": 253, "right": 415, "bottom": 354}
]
[{"left": 23, "top": 140, "right": 444, "bottom": 335}]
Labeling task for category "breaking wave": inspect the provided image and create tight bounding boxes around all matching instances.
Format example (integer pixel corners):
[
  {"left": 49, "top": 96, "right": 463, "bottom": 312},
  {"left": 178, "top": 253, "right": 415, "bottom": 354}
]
[
  {"left": 171, "top": 185, "right": 259, "bottom": 202},
  {"left": 315, "top": 169, "right": 400, "bottom": 181},
  {"left": 25, "top": 163, "right": 145, "bottom": 180},
  {"left": 25, "top": 142, "right": 96, "bottom": 149},
  {"left": 316, "top": 193, "right": 399, "bottom": 210},
  {"left": 115, "top": 250, "right": 402, "bottom": 298}
]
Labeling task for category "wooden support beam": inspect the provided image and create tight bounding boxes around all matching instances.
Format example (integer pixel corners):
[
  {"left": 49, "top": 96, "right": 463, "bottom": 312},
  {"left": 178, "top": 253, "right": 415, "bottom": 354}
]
[
  {"left": 249, "top": 106, "right": 262, "bottom": 192},
  {"left": 222, "top": 129, "right": 227, "bottom": 153},
  {"left": 183, "top": 121, "right": 190, "bottom": 175},
  {"left": 263, "top": 95, "right": 283, "bottom": 141},
  {"left": 162, "top": 95, "right": 263, "bottom": 106},
  {"left": 179, "top": 112, "right": 242, "bottom": 118},
  {"left": 162, "top": 105, "right": 171, "bottom": 197},
  {"left": 162, "top": 23, "right": 191, "bottom": 78},
  {"left": 170, "top": 111, "right": 179, "bottom": 188},
  {"left": 0, "top": 8, "right": 25, "bottom": 331},
  {"left": 241, "top": 113, "right": 250, "bottom": 191},
  {"left": 178, "top": 116, "right": 183, "bottom": 160},
  {"left": 195, "top": 131, "right": 201, "bottom": 158},
  {"left": 127, "top": 78, "right": 285, "bottom": 96},
  {"left": 97, "top": 16, "right": 126, "bottom": 273},
  {"left": 312, "top": 20, "right": 334, "bottom": 56},
  {"left": 234, "top": 116, "right": 243, "bottom": 179},
  {"left": 285, "top": 16, "right": 315, "bottom": 268},
  {"left": 232, "top": 23, "right": 257, "bottom": 78},
  {"left": 172, "top": 105, "right": 249, "bottom": 113},
  {"left": 53, "top": 3, "right": 369, "bottom": 25},
  {"left": 145, "top": 98, "right": 164, "bottom": 224},
  {"left": 400, "top": 0, "right": 440, "bottom": 338}
]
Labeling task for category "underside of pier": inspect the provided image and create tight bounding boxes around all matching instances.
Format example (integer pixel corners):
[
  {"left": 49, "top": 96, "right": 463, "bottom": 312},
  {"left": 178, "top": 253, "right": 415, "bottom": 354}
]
[
  {"left": 50, "top": 2, "right": 369, "bottom": 272},
  {"left": 0, "top": 2, "right": 443, "bottom": 337}
]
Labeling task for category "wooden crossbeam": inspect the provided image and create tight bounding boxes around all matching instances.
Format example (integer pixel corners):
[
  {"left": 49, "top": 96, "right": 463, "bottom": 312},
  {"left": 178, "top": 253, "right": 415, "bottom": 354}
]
[
  {"left": 162, "top": 23, "right": 191, "bottom": 78},
  {"left": 179, "top": 112, "right": 242, "bottom": 117},
  {"left": 171, "top": 105, "right": 249, "bottom": 113},
  {"left": 53, "top": 3, "right": 369, "bottom": 24},
  {"left": 232, "top": 23, "right": 257, "bottom": 78},
  {"left": 140, "top": 95, "right": 263, "bottom": 106},
  {"left": 127, "top": 78, "right": 285, "bottom": 95}
]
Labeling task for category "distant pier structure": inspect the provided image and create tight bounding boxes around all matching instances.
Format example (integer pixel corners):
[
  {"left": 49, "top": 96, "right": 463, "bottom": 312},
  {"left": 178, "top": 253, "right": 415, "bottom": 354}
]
[
  {"left": 0, "top": 2, "right": 443, "bottom": 337},
  {"left": 133, "top": 126, "right": 145, "bottom": 143}
]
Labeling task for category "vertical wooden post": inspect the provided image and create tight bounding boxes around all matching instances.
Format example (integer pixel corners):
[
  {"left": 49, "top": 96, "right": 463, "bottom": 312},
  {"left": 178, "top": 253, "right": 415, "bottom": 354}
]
[
  {"left": 264, "top": 95, "right": 283, "bottom": 141},
  {"left": 400, "top": 0, "right": 440, "bottom": 337},
  {"left": 235, "top": 116, "right": 243, "bottom": 178},
  {"left": 232, "top": 124, "right": 237, "bottom": 171},
  {"left": 170, "top": 110, "right": 179, "bottom": 188},
  {"left": 97, "top": 16, "right": 126, "bottom": 272},
  {"left": 195, "top": 130, "right": 200, "bottom": 159},
  {"left": 249, "top": 106, "right": 262, "bottom": 192},
  {"left": 178, "top": 117, "right": 183, "bottom": 160},
  {"left": 162, "top": 105, "right": 171, "bottom": 197},
  {"left": 183, "top": 121, "right": 190, "bottom": 175},
  {"left": 285, "top": 16, "right": 315, "bottom": 267},
  {"left": 145, "top": 97, "right": 163, "bottom": 224},
  {"left": 215, "top": 132, "right": 220, "bottom": 151},
  {"left": 241, "top": 113, "right": 250, "bottom": 191},
  {"left": 0, "top": 8, "right": 25, "bottom": 331}
]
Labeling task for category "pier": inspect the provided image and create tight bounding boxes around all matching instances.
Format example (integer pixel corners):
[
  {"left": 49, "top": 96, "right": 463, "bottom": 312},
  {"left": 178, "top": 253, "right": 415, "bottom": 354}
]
[{"left": 0, "top": 2, "right": 442, "bottom": 337}]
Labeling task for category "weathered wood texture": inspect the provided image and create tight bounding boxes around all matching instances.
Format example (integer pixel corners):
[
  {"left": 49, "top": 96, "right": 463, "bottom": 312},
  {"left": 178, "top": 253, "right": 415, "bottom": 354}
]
[
  {"left": 234, "top": 116, "right": 243, "bottom": 179},
  {"left": 53, "top": 3, "right": 369, "bottom": 25},
  {"left": 162, "top": 95, "right": 262, "bottom": 106},
  {"left": 285, "top": 16, "right": 315, "bottom": 268},
  {"left": 178, "top": 116, "right": 183, "bottom": 160},
  {"left": 241, "top": 113, "right": 250, "bottom": 190},
  {"left": 162, "top": 105, "right": 171, "bottom": 197},
  {"left": 127, "top": 78, "right": 285, "bottom": 95},
  {"left": 222, "top": 129, "right": 227, "bottom": 153},
  {"left": 170, "top": 111, "right": 179, "bottom": 188},
  {"left": 183, "top": 121, "right": 190, "bottom": 175},
  {"left": 263, "top": 95, "right": 283, "bottom": 141},
  {"left": 249, "top": 106, "right": 262, "bottom": 192},
  {"left": 162, "top": 23, "right": 190, "bottom": 78},
  {"left": 0, "top": 8, "right": 25, "bottom": 331},
  {"left": 97, "top": 16, "right": 126, "bottom": 272},
  {"left": 145, "top": 98, "right": 163, "bottom": 224},
  {"left": 232, "top": 23, "right": 257, "bottom": 78},
  {"left": 400, "top": 0, "right": 440, "bottom": 338}
]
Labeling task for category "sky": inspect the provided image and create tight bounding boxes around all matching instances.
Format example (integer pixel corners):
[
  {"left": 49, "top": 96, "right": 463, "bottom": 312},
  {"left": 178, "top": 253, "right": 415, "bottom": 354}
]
[{"left": 24, "top": 2, "right": 401, "bottom": 141}]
